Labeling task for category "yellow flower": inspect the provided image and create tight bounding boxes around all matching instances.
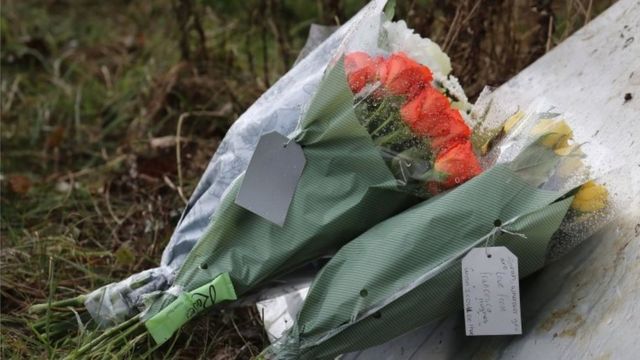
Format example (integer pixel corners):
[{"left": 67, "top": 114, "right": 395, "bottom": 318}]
[
  {"left": 479, "top": 111, "right": 524, "bottom": 155},
  {"left": 571, "top": 181, "right": 608, "bottom": 213},
  {"left": 531, "top": 119, "right": 573, "bottom": 155},
  {"left": 503, "top": 111, "right": 524, "bottom": 134}
]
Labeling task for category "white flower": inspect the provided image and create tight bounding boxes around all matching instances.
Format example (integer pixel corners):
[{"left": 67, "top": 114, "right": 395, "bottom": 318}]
[
  {"left": 434, "top": 72, "right": 470, "bottom": 109},
  {"left": 382, "top": 20, "right": 452, "bottom": 76},
  {"left": 383, "top": 20, "right": 472, "bottom": 120}
]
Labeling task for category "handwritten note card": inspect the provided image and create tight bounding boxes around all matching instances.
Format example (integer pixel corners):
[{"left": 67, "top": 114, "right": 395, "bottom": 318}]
[{"left": 462, "top": 247, "right": 522, "bottom": 336}]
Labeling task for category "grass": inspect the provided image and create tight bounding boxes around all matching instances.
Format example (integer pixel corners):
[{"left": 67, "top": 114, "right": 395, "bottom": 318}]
[{"left": 1, "top": 0, "right": 613, "bottom": 358}]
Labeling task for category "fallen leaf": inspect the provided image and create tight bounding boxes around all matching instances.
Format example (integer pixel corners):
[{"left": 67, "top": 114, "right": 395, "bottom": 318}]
[
  {"left": 8, "top": 175, "right": 32, "bottom": 194},
  {"left": 45, "top": 126, "right": 65, "bottom": 149}
]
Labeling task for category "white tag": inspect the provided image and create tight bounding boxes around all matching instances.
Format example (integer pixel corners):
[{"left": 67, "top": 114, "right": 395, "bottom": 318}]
[
  {"left": 235, "top": 132, "right": 306, "bottom": 226},
  {"left": 461, "top": 247, "right": 522, "bottom": 336}
]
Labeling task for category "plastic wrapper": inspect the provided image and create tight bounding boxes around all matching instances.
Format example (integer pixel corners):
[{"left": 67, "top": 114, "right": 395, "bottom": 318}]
[
  {"left": 263, "top": 106, "right": 620, "bottom": 359},
  {"left": 343, "top": 50, "right": 479, "bottom": 197},
  {"left": 83, "top": 267, "right": 174, "bottom": 327},
  {"left": 477, "top": 101, "right": 623, "bottom": 260}
]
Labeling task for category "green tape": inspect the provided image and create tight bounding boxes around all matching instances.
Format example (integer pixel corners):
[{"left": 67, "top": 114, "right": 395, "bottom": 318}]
[{"left": 144, "top": 273, "right": 236, "bottom": 345}]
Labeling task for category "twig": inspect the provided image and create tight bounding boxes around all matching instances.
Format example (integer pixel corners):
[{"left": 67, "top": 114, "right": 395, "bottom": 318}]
[
  {"left": 45, "top": 257, "right": 55, "bottom": 357},
  {"left": 561, "top": 0, "right": 576, "bottom": 41},
  {"left": 260, "top": 0, "right": 270, "bottom": 87},
  {"left": 176, "top": 112, "right": 191, "bottom": 205},
  {"left": 192, "top": 1, "right": 208, "bottom": 61},
  {"left": 104, "top": 183, "right": 123, "bottom": 225},
  {"left": 546, "top": 16, "right": 554, "bottom": 53},
  {"left": 585, "top": 0, "right": 593, "bottom": 23},
  {"left": 445, "top": 0, "right": 483, "bottom": 53},
  {"left": 231, "top": 315, "right": 255, "bottom": 358},
  {"left": 173, "top": 0, "right": 192, "bottom": 60},
  {"left": 4, "top": 74, "right": 22, "bottom": 112},
  {"left": 163, "top": 175, "right": 180, "bottom": 193},
  {"left": 462, "top": 0, "right": 483, "bottom": 27},
  {"left": 175, "top": 111, "right": 226, "bottom": 205},
  {"left": 74, "top": 87, "right": 82, "bottom": 144},
  {"left": 100, "top": 65, "right": 113, "bottom": 95},
  {"left": 268, "top": 17, "right": 289, "bottom": 71},
  {"left": 574, "top": 0, "right": 588, "bottom": 16},
  {"left": 443, "top": 4, "right": 462, "bottom": 52}
]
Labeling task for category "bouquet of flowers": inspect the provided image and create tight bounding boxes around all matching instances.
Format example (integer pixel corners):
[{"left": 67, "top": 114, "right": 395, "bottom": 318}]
[
  {"left": 260, "top": 107, "right": 618, "bottom": 359},
  {"left": 139, "top": 53, "right": 478, "bottom": 349},
  {"left": 30, "top": 1, "right": 485, "bottom": 356},
  {"left": 344, "top": 51, "right": 481, "bottom": 196}
]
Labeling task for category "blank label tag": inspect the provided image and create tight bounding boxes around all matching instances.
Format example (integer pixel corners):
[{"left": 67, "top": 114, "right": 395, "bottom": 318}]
[
  {"left": 462, "top": 247, "right": 522, "bottom": 336},
  {"left": 235, "top": 132, "right": 306, "bottom": 226}
]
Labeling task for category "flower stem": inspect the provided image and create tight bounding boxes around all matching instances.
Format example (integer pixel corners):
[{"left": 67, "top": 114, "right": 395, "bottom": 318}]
[
  {"left": 370, "top": 112, "right": 396, "bottom": 138},
  {"left": 115, "top": 332, "right": 148, "bottom": 358},
  {"left": 374, "top": 127, "right": 412, "bottom": 147},
  {"left": 358, "top": 98, "right": 388, "bottom": 129},
  {"left": 68, "top": 314, "right": 141, "bottom": 359},
  {"left": 96, "top": 319, "right": 144, "bottom": 352},
  {"left": 29, "top": 295, "right": 87, "bottom": 313}
]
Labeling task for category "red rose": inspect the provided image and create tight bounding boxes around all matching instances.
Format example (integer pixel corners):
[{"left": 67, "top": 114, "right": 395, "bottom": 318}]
[
  {"left": 400, "top": 87, "right": 449, "bottom": 136},
  {"left": 432, "top": 140, "right": 482, "bottom": 190},
  {"left": 344, "top": 52, "right": 378, "bottom": 94},
  {"left": 380, "top": 52, "right": 433, "bottom": 98},
  {"left": 429, "top": 108, "right": 472, "bottom": 153},
  {"left": 400, "top": 87, "right": 471, "bottom": 152}
]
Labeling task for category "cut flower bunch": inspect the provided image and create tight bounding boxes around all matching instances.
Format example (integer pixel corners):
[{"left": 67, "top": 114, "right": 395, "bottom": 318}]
[
  {"left": 261, "top": 106, "right": 617, "bottom": 360},
  {"left": 345, "top": 51, "right": 481, "bottom": 196}
]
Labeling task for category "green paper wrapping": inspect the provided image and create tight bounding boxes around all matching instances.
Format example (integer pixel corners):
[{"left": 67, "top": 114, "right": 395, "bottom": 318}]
[
  {"left": 143, "top": 60, "right": 423, "bottom": 342},
  {"left": 267, "top": 163, "right": 575, "bottom": 359}
]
